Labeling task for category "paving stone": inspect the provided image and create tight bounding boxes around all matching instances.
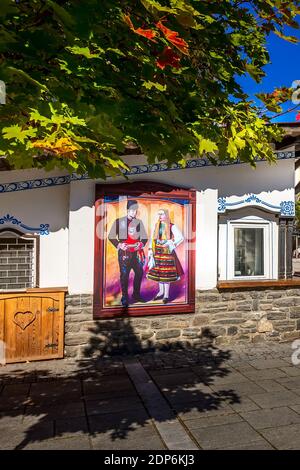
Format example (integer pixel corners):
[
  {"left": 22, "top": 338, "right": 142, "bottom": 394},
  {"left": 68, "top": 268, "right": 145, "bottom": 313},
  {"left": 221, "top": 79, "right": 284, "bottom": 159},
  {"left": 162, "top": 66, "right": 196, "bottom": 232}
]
[
  {"left": 23, "top": 401, "right": 85, "bottom": 422},
  {"left": 228, "top": 397, "right": 260, "bottom": 413},
  {"left": 190, "top": 421, "right": 262, "bottom": 449},
  {"left": 83, "top": 388, "right": 138, "bottom": 401},
  {"left": 230, "top": 363, "right": 256, "bottom": 372},
  {"left": 30, "top": 380, "right": 81, "bottom": 400},
  {"left": 0, "top": 426, "right": 27, "bottom": 449},
  {"left": 242, "top": 368, "right": 288, "bottom": 381},
  {"left": 185, "top": 412, "right": 243, "bottom": 430},
  {"left": 219, "top": 439, "right": 274, "bottom": 450},
  {"left": 83, "top": 376, "right": 134, "bottom": 397},
  {"left": 153, "top": 372, "right": 201, "bottom": 388},
  {"left": 55, "top": 416, "right": 89, "bottom": 437},
  {"left": 248, "top": 359, "right": 291, "bottom": 370},
  {"left": 11, "top": 421, "right": 55, "bottom": 449},
  {"left": 210, "top": 371, "right": 251, "bottom": 385},
  {"left": 0, "top": 411, "right": 24, "bottom": 429},
  {"left": 88, "top": 409, "right": 151, "bottom": 434},
  {"left": 261, "top": 423, "right": 300, "bottom": 450},
  {"left": 1, "top": 383, "right": 30, "bottom": 397},
  {"left": 279, "top": 366, "right": 300, "bottom": 377},
  {"left": 211, "top": 380, "right": 265, "bottom": 396},
  {"left": 90, "top": 424, "right": 165, "bottom": 450},
  {"left": 154, "top": 422, "right": 198, "bottom": 450},
  {"left": 85, "top": 396, "right": 145, "bottom": 416},
  {"left": 249, "top": 390, "right": 300, "bottom": 408},
  {"left": 0, "top": 396, "right": 28, "bottom": 411},
  {"left": 258, "top": 380, "right": 288, "bottom": 392},
  {"left": 161, "top": 384, "right": 216, "bottom": 406},
  {"left": 150, "top": 368, "right": 190, "bottom": 377},
  {"left": 241, "top": 407, "right": 300, "bottom": 430},
  {"left": 178, "top": 405, "right": 234, "bottom": 422},
  {"left": 275, "top": 376, "right": 300, "bottom": 390},
  {"left": 24, "top": 436, "right": 91, "bottom": 450}
]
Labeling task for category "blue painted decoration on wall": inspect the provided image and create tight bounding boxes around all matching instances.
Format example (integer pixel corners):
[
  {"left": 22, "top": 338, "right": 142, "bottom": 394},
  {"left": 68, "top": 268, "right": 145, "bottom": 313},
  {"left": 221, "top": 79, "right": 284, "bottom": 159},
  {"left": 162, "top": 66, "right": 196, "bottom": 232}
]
[
  {"left": 218, "top": 194, "right": 295, "bottom": 217},
  {"left": 0, "top": 214, "right": 49, "bottom": 235}
]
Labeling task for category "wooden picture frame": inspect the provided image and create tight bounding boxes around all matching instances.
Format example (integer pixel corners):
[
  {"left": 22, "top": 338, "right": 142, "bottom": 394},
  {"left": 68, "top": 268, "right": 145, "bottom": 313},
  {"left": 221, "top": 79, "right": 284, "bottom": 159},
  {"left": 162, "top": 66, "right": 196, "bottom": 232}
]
[{"left": 93, "top": 181, "right": 196, "bottom": 318}]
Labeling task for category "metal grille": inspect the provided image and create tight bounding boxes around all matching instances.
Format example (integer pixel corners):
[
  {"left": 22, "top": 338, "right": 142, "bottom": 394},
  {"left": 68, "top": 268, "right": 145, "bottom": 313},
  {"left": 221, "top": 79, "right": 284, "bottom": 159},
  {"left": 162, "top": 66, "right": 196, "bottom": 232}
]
[{"left": 0, "top": 234, "right": 35, "bottom": 289}]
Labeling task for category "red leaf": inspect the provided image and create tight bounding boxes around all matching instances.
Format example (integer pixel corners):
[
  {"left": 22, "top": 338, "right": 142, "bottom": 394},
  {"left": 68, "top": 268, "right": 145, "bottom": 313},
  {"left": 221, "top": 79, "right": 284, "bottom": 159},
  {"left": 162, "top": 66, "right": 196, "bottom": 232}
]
[
  {"left": 135, "top": 27, "right": 157, "bottom": 41},
  {"left": 156, "top": 20, "right": 189, "bottom": 55},
  {"left": 124, "top": 14, "right": 157, "bottom": 42},
  {"left": 156, "top": 46, "right": 181, "bottom": 70},
  {"left": 296, "top": 112, "right": 300, "bottom": 121}
]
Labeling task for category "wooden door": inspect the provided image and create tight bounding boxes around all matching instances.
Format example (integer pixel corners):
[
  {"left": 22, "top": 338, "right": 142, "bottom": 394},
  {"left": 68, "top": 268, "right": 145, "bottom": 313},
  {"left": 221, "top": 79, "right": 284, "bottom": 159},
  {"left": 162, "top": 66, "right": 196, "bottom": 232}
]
[{"left": 0, "top": 291, "right": 64, "bottom": 363}]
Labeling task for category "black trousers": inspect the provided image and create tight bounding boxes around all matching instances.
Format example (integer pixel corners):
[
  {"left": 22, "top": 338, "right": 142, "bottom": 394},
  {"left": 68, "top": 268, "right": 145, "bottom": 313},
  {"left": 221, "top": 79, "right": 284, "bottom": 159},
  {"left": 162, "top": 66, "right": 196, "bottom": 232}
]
[{"left": 118, "top": 250, "right": 144, "bottom": 300}]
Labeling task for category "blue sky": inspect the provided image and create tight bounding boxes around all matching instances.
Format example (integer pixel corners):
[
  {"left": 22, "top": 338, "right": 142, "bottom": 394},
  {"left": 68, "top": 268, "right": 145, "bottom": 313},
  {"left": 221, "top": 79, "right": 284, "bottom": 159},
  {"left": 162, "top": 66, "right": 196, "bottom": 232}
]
[{"left": 238, "top": 24, "right": 300, "bottom": 123}]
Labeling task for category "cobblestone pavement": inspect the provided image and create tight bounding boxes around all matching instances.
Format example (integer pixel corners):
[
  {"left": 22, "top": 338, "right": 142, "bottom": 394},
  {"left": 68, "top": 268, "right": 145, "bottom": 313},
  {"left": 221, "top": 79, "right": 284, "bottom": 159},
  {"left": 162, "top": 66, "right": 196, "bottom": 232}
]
[{"left": 1, "top": 342, "right": 300, "bottom": 450}]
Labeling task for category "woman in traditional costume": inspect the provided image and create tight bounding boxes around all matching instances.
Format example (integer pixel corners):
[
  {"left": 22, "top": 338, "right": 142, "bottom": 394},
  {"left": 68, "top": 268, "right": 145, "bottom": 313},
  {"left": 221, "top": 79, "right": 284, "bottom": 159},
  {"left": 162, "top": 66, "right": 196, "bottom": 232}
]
[{"left": 147, "top": 209, "right": 184, "bottom": 303}]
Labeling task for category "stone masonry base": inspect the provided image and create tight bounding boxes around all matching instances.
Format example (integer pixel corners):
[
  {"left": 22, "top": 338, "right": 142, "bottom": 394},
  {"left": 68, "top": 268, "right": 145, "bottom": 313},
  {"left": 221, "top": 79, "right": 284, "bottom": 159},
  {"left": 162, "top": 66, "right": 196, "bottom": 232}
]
[{"left": 64, "top": 288, "right": 300, "bottom": 359}]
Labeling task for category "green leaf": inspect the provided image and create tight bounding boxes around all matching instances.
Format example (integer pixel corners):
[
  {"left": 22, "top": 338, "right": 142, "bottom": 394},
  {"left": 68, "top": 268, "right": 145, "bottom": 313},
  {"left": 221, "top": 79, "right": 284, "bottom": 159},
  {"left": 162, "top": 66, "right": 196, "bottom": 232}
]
[
  {"left": 7, "top": 67, "right": 48, "bottom": 91},
  {"left": 2, "top": 125, "right": 36, "bottom": 144},
  {"left": 193, "top": 132, "right": 218, "bottom": 155},
  {"left": 142, "top": 81, "right": 167, "bottom": 91},
  {"left": 101, "top": 155, "right": 129, "bottom": 171},
  {"left": 140, "top": 0, "right": 177, "bottom": 14},
  {"left": 66, "top": 45, "right": 104, "bottom": 58},
  {"left": 245, "top": 63, "right": 265, "bottom": 83},
  {"left": 227, "top": 138, "right": 238, "bottom": 159}
]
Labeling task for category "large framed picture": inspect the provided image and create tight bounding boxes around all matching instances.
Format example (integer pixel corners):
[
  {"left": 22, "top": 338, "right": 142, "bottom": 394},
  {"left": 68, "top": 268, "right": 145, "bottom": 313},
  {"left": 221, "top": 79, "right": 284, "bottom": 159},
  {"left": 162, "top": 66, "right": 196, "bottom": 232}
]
[{"left": 93, "top": 182, "right": 196, "bottom": 318}]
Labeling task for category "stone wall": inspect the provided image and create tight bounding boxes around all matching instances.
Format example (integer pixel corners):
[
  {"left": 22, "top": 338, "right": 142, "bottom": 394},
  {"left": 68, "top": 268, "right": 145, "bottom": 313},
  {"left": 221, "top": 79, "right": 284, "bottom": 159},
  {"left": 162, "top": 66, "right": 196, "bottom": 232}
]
[{"left": 64, "top": 288, "right": 300, "bottom": 358}]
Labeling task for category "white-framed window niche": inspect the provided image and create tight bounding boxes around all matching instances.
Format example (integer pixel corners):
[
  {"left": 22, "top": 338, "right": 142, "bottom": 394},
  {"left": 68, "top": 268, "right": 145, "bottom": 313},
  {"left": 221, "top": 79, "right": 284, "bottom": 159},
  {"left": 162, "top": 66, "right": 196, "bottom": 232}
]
[{"left": 220, "top": 212, "right": 278, "bottom": 281}]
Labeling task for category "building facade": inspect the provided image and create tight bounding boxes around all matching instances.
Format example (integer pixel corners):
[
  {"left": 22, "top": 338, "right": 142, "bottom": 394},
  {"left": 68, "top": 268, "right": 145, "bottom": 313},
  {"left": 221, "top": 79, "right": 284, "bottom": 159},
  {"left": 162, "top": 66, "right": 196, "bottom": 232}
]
[{"left": 0, "top": 138, "right": 300, "bottom": 361}]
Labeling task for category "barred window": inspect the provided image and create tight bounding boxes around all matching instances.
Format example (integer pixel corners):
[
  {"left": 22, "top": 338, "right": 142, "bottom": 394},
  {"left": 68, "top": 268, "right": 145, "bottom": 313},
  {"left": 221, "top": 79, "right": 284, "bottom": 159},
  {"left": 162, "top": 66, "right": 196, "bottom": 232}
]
[{"left": 0, "top": 230, "right": 38, "bottom": 290}]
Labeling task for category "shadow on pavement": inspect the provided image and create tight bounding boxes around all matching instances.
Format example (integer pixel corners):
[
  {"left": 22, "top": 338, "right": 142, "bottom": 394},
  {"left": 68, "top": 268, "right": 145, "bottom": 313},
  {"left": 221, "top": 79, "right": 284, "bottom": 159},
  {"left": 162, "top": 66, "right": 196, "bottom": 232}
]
[{"left": 0, "top": 321, "right": 240, "bottom": 450}]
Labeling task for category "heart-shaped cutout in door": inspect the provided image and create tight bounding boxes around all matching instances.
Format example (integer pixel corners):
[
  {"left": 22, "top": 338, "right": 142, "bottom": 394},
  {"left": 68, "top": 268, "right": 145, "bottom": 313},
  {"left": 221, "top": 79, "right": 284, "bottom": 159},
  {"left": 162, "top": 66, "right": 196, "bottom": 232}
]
[{"left": 13, "top": 311, "right": 36, "bottom": 330}]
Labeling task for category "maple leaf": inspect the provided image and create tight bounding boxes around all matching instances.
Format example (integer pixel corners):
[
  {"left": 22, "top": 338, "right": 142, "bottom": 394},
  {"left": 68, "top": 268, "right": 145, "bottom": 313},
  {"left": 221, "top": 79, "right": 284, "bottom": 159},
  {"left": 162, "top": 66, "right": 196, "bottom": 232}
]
[
  {"left": 2, "top": 125, "right": 36, "bottom": 144},
  {"left": 156, "top": 46, "right": 181, "bottom": 70},
  {"left": 32, "top": 137, "right": 80, "bottom": 158},
  {"left": 124, "top": 14, "right": 157, "bottom": 42},
  {"left": 156, "top": 20, "right": 189, "bottom": 55}
]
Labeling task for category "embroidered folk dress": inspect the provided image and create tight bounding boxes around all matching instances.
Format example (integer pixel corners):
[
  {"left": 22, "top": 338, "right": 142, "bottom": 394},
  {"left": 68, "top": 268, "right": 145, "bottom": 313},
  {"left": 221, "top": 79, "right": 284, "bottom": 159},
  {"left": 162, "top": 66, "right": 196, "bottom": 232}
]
[{"left": 147, "top": 222, "right": 184, "bottom": 283}]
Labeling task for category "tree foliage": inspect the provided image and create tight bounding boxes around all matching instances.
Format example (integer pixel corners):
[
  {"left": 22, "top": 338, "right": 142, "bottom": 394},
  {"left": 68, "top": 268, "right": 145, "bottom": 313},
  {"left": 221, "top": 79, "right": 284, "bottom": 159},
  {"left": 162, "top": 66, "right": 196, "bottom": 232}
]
[{"left": 0, "top": 0, "right": 300, "bottom": 177}]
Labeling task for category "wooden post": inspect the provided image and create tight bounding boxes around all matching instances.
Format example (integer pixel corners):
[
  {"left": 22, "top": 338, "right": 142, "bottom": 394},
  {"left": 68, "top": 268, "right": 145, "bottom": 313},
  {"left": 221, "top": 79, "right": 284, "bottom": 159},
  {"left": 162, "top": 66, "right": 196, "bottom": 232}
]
[
  {"left": 286, "top": 219, "right": 294, "bottom": 279},
  {"left": 278, "top": 218, "right": 286, "bottom": 279}
]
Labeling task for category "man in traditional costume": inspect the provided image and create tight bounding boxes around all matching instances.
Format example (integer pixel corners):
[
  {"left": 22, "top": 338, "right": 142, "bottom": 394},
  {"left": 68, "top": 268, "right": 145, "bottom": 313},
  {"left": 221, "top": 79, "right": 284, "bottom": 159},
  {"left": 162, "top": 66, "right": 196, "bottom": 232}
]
[{"left": 108, "top": 199, "right": 148, "bottom": 307}]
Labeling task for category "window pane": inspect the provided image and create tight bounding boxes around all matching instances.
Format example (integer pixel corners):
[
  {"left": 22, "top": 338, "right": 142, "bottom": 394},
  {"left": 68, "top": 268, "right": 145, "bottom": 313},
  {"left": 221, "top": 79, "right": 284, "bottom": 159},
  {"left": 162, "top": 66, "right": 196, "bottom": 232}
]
[
  {"left": 234, "top": 228, "right": 264, "bottom": 276},
  {"left": 0, "top": 235, "right": 35, "bottom": 289}
]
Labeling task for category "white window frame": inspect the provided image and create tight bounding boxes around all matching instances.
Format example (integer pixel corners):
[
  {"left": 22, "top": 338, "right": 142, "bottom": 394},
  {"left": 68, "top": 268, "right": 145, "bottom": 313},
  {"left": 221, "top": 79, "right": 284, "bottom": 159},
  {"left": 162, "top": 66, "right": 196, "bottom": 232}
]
[{"left": 226, "top": 216, "right": 275, "bottom": 280}]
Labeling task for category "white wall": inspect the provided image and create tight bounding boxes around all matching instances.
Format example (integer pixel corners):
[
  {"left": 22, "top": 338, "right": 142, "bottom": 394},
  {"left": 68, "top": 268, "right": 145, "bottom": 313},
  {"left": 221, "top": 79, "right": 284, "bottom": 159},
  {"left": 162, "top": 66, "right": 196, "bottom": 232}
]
[
  {"left": 0, "top": 181, "right": 69, "bottom": 288},
  {"left": 68, "top": 180, "right": 95, "bottom": 294},
  {"left": 196, "top": 190, "right": 218, "bottom": 290}
]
